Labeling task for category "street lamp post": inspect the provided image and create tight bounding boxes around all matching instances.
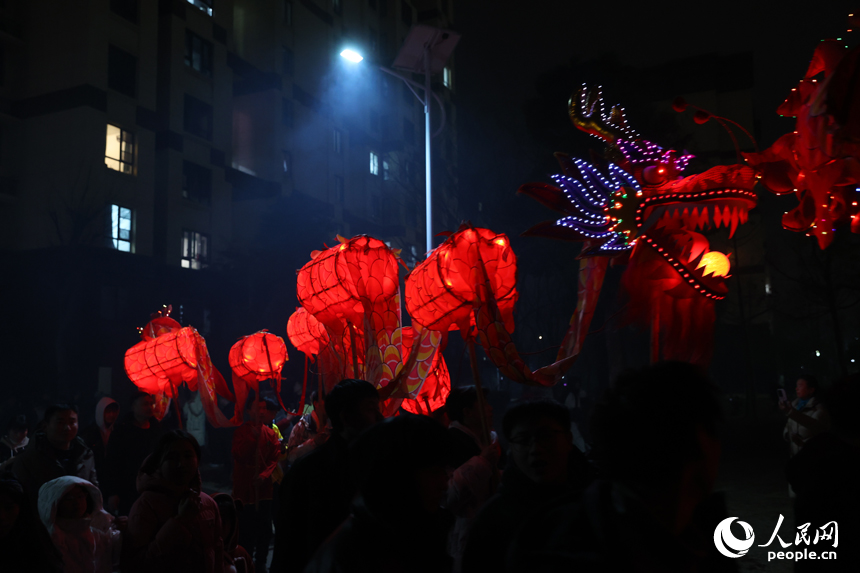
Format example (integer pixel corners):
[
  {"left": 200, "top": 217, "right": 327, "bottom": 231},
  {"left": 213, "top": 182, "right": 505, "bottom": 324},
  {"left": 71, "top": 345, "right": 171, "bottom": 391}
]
[{"left": 340, "top": 25, "right": 460, "bottom": 256}]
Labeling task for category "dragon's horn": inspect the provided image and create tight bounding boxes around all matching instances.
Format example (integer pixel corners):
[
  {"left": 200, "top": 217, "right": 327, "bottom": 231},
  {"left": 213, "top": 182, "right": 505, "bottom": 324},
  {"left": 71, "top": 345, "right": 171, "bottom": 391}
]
[{"left": 568, "top": 85, "right": 637, "bottom": 143}]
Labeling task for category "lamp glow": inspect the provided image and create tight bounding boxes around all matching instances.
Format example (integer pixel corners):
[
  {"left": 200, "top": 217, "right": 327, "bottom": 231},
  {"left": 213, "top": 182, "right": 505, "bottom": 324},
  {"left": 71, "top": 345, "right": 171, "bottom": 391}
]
[{"left": 340, "top": 49, "right": 364, "bottom": 63}]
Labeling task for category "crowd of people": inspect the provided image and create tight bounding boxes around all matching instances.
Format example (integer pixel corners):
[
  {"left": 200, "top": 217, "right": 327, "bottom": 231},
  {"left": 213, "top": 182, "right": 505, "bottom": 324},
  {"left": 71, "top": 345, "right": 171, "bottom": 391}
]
[{"left": 0, "top": 362, "right": 857, "bottom": 572}]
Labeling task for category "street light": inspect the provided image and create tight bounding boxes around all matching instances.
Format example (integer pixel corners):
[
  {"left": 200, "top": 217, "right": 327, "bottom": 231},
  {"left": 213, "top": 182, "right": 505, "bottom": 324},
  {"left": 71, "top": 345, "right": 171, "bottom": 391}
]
[{"left": 340, "top": 25, "right": 460, "bottom": 256}]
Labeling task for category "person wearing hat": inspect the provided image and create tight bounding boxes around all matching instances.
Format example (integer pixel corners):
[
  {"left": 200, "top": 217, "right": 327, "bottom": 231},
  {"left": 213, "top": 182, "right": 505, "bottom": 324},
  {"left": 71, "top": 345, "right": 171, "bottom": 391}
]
[{"left": 444, "top": 386, "right": 501, "bottom": 568}]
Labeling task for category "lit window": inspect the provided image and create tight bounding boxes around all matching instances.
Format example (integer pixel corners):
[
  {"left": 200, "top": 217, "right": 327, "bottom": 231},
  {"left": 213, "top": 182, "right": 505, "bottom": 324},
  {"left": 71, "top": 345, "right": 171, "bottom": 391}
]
[
  {"left": 110, "top": 205, "right": 133, "bottom": 252},
  {"left": 369, "top": 151, "right": 379, "bottom": 176},
  {"left": 181, "top": 230, "right": 209, "bottom": 270},
  {"left": 382, "top": 160, "right": 390, "bottom": 180},
  {"left": 443, "top": 67, "right": 452, "bottom": 89},
  {"left": 333, "top": 129, "right": 342, "bottom": 153},
  {"left": 186, "top": 0, "right": 213, "bottom": 16},
  {"left": 105, "top": 124, "right": 135, "bottom": 174},
  {"left": 185, "top": 31, "right": 213, "bottom": 77}
]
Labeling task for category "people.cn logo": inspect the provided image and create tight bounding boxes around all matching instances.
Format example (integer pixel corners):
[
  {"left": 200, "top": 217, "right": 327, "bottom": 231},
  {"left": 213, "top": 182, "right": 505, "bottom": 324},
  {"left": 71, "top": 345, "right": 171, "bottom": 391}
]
[{"left": 714, "top": 517, "right": 756, "bottom": 558}]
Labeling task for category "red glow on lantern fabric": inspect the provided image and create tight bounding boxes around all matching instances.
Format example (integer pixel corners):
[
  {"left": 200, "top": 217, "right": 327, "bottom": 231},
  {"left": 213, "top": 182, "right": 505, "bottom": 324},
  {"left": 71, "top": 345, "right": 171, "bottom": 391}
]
[
  {"left": 287, "top": 307, "right": 330, "bottom": 359},
  {"left": 400, "top": 327, "right": 450, "bottom": 416},
  {"left": 405, "top": 225, "right": 518, "bottom": 334},
  {"left": 229, "top": 331, "right": 289, "bottom": 424},
  {"left": 296, "top": 235, "right": 399, "bottom": 336}
]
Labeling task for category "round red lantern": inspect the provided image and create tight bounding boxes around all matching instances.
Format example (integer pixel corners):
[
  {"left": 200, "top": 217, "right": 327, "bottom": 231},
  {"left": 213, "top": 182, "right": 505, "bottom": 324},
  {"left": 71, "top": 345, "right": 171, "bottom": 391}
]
[
  {"left": 400, "top": 327, "right": 451, "bottom": 416},
  {"left": 286, "top": 307, "right": 330, "bottom": 359},
  {"left": 229, "top": 331, "right": 289, "bottom": 423},
  {"left": 296, "top": 235, "right": 400, "bottom": 336},
  {"left": 405, "top": 225, "right": 518, "bottom": 334}
]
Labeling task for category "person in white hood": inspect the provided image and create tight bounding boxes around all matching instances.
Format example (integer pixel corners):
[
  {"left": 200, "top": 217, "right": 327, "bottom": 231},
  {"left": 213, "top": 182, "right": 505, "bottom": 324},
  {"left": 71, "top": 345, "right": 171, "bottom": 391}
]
[
  {"left": 80, "top": 398, "right": 120, "bottom": 490},
  {"left": 38, "top": 475, "right": 122, "bottom": 573}
]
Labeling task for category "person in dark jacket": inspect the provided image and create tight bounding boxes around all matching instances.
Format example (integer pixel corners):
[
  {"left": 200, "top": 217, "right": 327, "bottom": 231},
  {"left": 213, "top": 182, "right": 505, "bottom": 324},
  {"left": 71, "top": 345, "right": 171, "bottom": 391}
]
[
  {"left": 461, "top": 400, "right": 592, "bottom": 573},
  {"left": 122, "top": 430, "right": 224, "bottom": 573},
  {"left": 0, "top": 478, "right": 65, "bottom": 573},
  {"left": 104, "top": 392, "right": 162, "bottom": 515},
  {"left": 271, "top": 379, "right": 383, "bottom": 573},
  {"left": 306, "top": 414, "right": 455, "bottom": 573},
  {"left": 0, "top": 415, "right": 29, "bottom": 465},
  {"left": 12, "top": 404, "right": 98, "bottom": 504},
  {"left": 507, "top": 362, "right": 731, "bottom": 573},
  {"left": 79, "top": 397, "right": 120, "bottom": 490}
]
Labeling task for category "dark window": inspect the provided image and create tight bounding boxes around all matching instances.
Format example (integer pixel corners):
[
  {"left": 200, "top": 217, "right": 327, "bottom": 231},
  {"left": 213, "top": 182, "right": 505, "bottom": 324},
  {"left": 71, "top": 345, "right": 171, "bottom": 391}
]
[
  {"left": 185, "top": 31, "right": 213, "bottom": 77},
  {"left": 335, "top": 176, "right": 344, "bottom": 201},
  {"left": 401, "top": 1, "right": 412, "bottom": 25},
  {"left": 181, "top": 230, "right": 209, "bottom": 269},
  {"left": 403, "top": 119, "right": 414, "bottom": 144},
  {"left": 110, "top": 0, "right": 138, "bottom": 23},
  {"left": 282, "top": 46, "right": 294, "bottom": 76},
  {"left": 182, "top": 161, "right": 212, "bottom": 203},
  {"left": 108, "top": 45, "right": 137, "bottom": 98},
  {"left": 283, "top": 99, "right": 294, "bottom": 127},
  {"left": 284, "top": 1, "right": 293, "bottom": 25},
  {"left": 402, "top": 82, "right": 413, "bottom": 105},
  {"left": 184, "top": 95, "right": 213, "bottom": 140},
  {"left": 186, "top": 0, "right": 213, "bottom": 16},
  {"left": 369, "top": 110, "right": 380, "bottom": 133}
]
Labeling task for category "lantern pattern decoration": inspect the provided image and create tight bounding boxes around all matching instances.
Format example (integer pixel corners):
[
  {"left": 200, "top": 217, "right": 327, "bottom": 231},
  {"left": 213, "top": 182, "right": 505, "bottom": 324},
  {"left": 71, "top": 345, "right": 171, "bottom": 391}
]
[
  {"left": 518, "top": 85, "right": 758, "bottom": 365},
  {"left": 406, "top": 223, "right": 579, "bottom": 387},
  {"left": 228, "top": 331, "right": 290, "bottom": 424},
  {"left": 743, "top": 40, "right": 860, "bottom": 250},
  {"left": 124, "top": 307, "right": 236, "bottom": 428},
  {"left": 294, "top": 235, "right": 446, "bottom": 414},
  {"left": 400, "top": 327, "right": 451, "bottom": 416}
]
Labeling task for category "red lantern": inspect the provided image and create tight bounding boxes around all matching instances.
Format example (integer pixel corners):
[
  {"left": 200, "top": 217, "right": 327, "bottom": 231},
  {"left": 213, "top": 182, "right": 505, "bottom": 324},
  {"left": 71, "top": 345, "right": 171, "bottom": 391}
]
[
  {"left": 286, "top": 307, "right": 330, "bottom": 359},
  {"left": 229, "top": 331, "right": 289, "bottom": 423},
  {"left": 400, "top": 327, "right": 450, "bottom": 416},
  {"left": 124, "top": 310, "right": 235, "bottom": 427},
  {"left": 405, "top": 225, "right": 518, "bottom": 334},
  {"left": 296, "top": 235, "right": 400, "bottom": 337}
]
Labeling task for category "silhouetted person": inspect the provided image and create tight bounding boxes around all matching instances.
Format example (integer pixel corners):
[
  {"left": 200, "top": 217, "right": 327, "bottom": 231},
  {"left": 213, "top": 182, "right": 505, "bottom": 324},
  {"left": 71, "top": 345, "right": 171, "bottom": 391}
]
[
  {"left": 306, "top": 414, "right": 454, "bottom": 573},
  {"left": 79, "top": 397, "right": 120, "bottom": 490},
  {"left": 780, "top": 374, "right": 830, "bottom": 460},
  {"left": 461, "top": 400, "right": 592, "bottom": 573},
  {"left": 122, "top": 430, "right": 224, "bottom": 573},
  {"left": 285, "top": 391, "right": 329, "bottom": 464},
  {"left": 444, "top": 386, "right": 501, "bottom": 565},
  {"left": 12, "top": 404, "right": 98, "bottom": 504},
  {"left": 104, "top": 392, "right": 162, "bottom": 515},
  {"left": 508, "top": 362, "right": 731, "bottom": 573},
  {"left": 0, "top": 415, "right": 29, "bottom": 465},
  {"left": 271, "top": 379, "right": 382, "bottom": 573},
  {"left": 214, "top": 493, "right": 255, "bottom": 573},
  {"left": 0, "top": 478, "right": 65, "bottom": 572},
  {"left": 233, "top": 398, "right": 281, "bottom": 573},
  {"left": 787, "top": 375, "right": 860, "bottom": 571},
  {"left": 38, "top": 476, "right": 122, "bottom": 573}
]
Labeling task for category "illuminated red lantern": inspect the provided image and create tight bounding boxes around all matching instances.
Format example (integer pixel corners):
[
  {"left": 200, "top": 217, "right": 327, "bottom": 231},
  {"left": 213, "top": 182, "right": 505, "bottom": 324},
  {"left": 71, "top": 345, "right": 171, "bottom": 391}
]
[
  {"left": 296, "top": 235, "right": 399, "bottom": 337},
  {"left": 405, "top": 225, "right": 518, "bottom": 334},
  {"left": 400, "top": 327, "right": 451, "bottom": 416},
  {"left": 229, "top": 331, "right": 289, "bottom": 423},
  {"left": 124, "top": 309, "right": 235, "bottom": 427},
  {"left": 286, "top": 307, "right": 330, "bottom": 359}
]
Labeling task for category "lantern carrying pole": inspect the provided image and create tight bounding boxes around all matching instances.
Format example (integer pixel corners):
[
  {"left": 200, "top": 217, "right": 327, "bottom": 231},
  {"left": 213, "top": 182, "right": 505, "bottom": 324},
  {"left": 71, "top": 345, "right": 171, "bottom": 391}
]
[
  {"left": 173, "top": 393, "right": 183, "bottom": 430},
  {"left": 348, "top": 324, "right": 361, "bottom": 379}
]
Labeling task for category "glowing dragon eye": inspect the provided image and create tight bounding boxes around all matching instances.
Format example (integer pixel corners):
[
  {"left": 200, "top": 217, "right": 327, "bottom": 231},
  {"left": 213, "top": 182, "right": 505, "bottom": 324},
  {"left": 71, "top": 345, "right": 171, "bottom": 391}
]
[{"left": 643, "top": 164, "right": 669, "bottom": 185}]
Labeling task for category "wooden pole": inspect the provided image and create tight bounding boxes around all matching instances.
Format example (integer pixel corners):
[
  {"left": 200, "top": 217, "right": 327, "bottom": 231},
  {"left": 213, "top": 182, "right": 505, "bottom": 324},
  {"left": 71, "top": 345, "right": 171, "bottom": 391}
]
[
  {"left": 172, "top": 393, "right": 183, "bottom": 430},
  {"left": 467, "top": 337, "right": 491, "bottom": 447},
  {"left": 349, "top": 324, "right": 361, "bottom": 379}
]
